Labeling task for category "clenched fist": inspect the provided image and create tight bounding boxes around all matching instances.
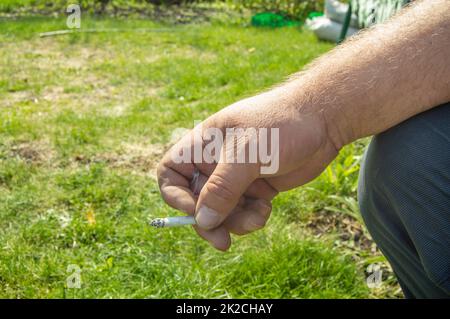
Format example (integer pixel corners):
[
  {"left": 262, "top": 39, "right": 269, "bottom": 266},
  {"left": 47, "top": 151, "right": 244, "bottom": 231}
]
[{"left": 157, "top": 86, "right": 339, "bottom": 251}]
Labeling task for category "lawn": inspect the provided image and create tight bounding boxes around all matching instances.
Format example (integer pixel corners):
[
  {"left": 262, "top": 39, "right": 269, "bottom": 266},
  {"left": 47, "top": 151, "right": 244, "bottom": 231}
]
[{"left": 0, "top": 12, "right": 401, "bottom": 298}]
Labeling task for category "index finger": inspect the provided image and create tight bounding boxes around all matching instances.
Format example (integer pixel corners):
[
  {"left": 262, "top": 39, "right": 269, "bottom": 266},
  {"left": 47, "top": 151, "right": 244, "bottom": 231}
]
[{"left": 157, "top": 159, "right": 197, "bottom": 215}]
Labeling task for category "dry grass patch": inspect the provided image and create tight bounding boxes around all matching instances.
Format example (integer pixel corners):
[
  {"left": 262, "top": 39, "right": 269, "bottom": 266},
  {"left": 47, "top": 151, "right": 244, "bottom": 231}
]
[
  {"left": 8, "top": 139, "right": 56, "bottom": 165},
  {"left": 72, "top": 142, "right": 166, "bottom": 179}
]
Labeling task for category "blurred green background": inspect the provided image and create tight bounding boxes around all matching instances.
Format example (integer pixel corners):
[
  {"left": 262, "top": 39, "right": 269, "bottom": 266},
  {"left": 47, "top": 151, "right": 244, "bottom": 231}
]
[{"left": 0, "top": 0, "right": 401, "bottom": 298}]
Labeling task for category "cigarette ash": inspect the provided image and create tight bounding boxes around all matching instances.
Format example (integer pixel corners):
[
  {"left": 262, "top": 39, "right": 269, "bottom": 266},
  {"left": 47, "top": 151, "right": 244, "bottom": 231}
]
[{"left": 150, "top": 218, "right": 165, "bottom": 228}]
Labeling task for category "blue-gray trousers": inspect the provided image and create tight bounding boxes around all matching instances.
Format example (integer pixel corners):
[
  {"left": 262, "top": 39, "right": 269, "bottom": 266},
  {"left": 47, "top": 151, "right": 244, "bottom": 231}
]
[{"left": 358, "top": 102, "right": 450, "bottom": 298}]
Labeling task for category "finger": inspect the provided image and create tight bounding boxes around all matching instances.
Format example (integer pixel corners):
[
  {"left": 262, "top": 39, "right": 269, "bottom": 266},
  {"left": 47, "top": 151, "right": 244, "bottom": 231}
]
[
  {"left": 190, "top": 170, "right": 277, "bottom": 202},
  {"left": 223, "top": 199, "right": 272, "bottom": 235},
  {"left": 195, "top": 161, "right": 259, "bottom": 230},
  {"left": 157, "top": 163, "right": 197, "bottom": 215},
  {"left": 189, "top": 169, "right": 274, "bottom": 234},
  {"left": 245, "top": 178, "right": 278, "bottom": 201},
  {"left": 193, "top": 225, "right": 231, "bottom": 251}
]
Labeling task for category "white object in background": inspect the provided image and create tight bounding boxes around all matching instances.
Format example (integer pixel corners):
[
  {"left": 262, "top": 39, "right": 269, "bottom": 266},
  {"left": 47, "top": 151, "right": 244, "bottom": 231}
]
[
  {"left": 306, "top": 16, "right": 359, "bottom": 43},
  {"left": 325, "top": 0, "right": 359, "bottom": 28}
]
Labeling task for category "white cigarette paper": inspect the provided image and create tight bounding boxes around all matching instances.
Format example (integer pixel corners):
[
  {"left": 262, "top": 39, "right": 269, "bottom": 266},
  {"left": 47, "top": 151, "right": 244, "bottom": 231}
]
[{"left": 150, "top": 216, "right": 196, "bottom": 228}]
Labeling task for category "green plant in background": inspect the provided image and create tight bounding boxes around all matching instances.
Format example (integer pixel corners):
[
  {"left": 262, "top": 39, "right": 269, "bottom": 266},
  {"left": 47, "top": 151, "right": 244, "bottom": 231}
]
[
  {"left": 0, "top": 0, "right": 201, "bottom": 15},
  {"left": 251, "top": 12, "right": 300, "bottom": 28},
  {"left": 352, "top": 0, "right": 411, "bottom": 28},
  {"left": 235, "top": 0, "right": 324, "bottom": 21},
  {"left": 0, "top": 0, "right": 324, "bottom": 22}
]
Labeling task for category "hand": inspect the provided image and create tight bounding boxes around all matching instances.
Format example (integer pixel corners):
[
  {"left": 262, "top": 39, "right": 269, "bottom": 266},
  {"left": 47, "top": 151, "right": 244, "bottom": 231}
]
[
  {"left": 158, "top": 0, "right": 450, "bottom": 251},
  {"left": 157, "top": 87, "right": 339, "bottom": 251}
]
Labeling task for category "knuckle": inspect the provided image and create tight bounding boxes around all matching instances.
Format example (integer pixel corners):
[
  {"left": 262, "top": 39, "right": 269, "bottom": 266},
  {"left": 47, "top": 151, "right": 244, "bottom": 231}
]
[
  {"left": 156, "top": 162, "right": 165, "bottom": 186},
  {"left": 260, "top": 203, "right": 272, "bottom": 219},
  {"left": 251, "top": 218, "right": 267, "bottom": 230},
  {"left": 156, "top": 166, "right": 171, "bottom": 191},
  {"left": 160, "top": 192, "right": 171, "bottom": 205},
  {"left": 205, "top": 173, "right": 236, "bottom": 202}
]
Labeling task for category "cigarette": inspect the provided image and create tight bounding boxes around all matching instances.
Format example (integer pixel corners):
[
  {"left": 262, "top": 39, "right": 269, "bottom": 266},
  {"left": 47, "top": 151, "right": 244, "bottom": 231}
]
[{"left": 150, "top": 216, "right": 196, "bottom": 228}]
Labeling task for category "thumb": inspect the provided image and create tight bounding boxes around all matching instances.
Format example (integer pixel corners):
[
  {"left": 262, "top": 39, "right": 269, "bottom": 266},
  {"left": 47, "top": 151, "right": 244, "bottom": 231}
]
[{"left": 195, "top": 162, "right": 258, "bottom": 230}]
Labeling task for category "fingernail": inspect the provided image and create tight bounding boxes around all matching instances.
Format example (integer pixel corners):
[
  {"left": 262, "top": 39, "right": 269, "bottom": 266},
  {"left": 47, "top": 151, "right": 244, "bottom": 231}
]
[{"left": 196, "top": 206, "right": 221, "bottom": 229}]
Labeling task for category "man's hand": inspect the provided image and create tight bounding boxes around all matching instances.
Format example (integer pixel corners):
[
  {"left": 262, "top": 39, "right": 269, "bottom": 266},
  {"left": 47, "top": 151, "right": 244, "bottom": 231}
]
[
  {"left": 157, "top": 90, "right": 339, "bottom": 250},
  {"left": 157, "top": 0, "right": 450, "bottom": 251}
]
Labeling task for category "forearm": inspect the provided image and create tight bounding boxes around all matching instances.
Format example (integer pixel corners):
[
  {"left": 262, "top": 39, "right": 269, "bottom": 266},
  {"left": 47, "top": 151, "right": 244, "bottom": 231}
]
[{"left": 281, "top": 0, "right": 450, "bottom": 149}]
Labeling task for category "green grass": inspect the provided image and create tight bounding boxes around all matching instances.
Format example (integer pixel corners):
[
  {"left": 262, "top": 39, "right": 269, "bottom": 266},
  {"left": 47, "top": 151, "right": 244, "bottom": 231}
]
[{"left": 0, "top": 14, "right": 400, "bottom": 298}]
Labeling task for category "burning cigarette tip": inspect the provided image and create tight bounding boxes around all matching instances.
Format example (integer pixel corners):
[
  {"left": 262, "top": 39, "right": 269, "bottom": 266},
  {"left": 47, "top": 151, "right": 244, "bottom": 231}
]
[{"left": 150, "top": 218, "right": 166, "bottom": 228}]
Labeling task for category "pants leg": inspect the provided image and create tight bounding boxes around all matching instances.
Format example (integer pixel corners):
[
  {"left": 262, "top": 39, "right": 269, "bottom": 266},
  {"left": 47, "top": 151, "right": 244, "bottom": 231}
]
[{"left": 358, "top": 102, "right": 450, "bottom": 299}]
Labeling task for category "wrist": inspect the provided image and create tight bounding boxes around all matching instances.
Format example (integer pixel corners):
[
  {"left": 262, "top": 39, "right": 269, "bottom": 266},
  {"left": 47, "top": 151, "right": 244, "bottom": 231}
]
[
  {"left": 281, "top": 80, "right": 356, "bottom": 151},
  {"left": 321, "top": 105, "right": 354, "bottom": 151}
]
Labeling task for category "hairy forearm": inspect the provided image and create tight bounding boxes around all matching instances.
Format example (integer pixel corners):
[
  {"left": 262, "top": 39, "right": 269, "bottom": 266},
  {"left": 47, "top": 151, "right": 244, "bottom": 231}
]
[{"left": 281, "top": 0, "right": 450, "bottom": 149}]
